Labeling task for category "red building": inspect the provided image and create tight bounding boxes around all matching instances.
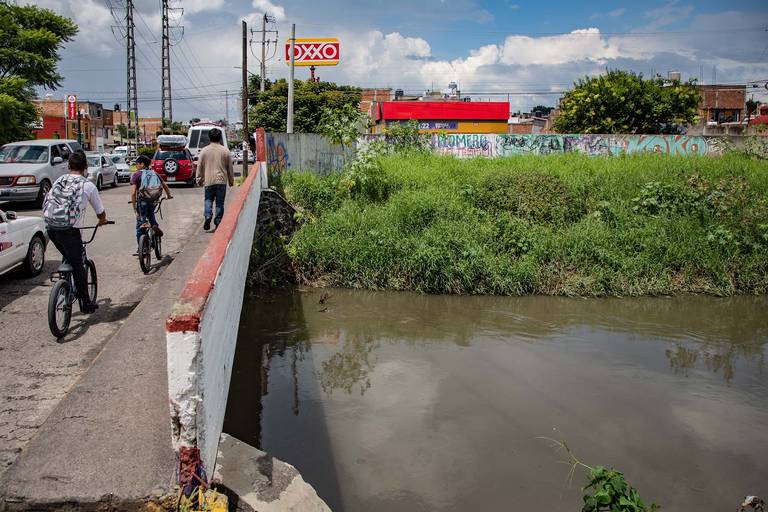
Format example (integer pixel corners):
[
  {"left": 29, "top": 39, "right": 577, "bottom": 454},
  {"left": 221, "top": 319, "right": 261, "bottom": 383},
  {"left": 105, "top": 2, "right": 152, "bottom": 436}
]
[
  {"left": 32, "top": 115, "right": 67, "bottom": 140},
  {"left": 372, "top": 101, "right": 510, "bottom": 134}
]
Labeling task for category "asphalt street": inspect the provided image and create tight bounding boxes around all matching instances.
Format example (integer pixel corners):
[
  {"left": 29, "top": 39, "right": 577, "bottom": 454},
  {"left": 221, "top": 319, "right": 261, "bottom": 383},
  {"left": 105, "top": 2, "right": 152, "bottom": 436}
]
[{"left": 0, "top": 183, "right": 206, "bottom": 473}]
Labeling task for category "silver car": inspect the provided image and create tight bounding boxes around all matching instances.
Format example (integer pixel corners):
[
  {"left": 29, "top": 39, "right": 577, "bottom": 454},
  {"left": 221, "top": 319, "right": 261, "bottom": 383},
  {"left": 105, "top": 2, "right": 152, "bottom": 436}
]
[
  {"left": 85, "top": 153, "right": 119, "bottom": 190},
  {"left": 0, "top": 139, "right": 82, "bottom": 207},
  {"left": 110, "top": 154, "right": 132, "bottom": 182}
]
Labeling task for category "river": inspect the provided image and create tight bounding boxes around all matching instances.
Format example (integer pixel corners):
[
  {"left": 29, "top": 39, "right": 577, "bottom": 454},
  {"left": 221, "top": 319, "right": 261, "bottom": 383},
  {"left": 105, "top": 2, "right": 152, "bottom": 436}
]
[{"left": 223, "top": 289, "right": 768, "bottom": 512}]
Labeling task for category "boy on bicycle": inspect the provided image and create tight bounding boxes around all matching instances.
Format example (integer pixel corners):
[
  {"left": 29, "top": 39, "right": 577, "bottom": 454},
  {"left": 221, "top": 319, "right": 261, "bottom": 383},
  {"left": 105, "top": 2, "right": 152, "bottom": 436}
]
[
  {"left": 130, "top": 155, "right": 172, "bottom": 250},
  {"left": 43, "top": 150, "right": 110, "bottom": 314}
]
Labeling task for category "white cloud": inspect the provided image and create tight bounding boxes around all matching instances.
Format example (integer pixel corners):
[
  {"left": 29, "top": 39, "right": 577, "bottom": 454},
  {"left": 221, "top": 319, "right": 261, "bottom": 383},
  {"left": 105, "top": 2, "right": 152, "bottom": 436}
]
[
  {"left": 643, "top": 0, "right": 694, "bottom": 30},
  {"left": 252, "top": 0, "right": 286, "bottom": 22},
  {"left": 593, "top": 7, "right": 626, "bottom": 19},
  {"left": 509, "top": 4, "right": 520, "bottom": 9},
  {"left": 184, "top": 0, "right": 226, "bottom": 15}
]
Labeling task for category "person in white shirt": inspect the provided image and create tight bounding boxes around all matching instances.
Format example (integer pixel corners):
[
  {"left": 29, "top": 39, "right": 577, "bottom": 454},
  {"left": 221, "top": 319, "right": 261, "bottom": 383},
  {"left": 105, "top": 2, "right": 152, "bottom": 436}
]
[{"left": 45, "top": 150, "right": 109, "bottom": 313}]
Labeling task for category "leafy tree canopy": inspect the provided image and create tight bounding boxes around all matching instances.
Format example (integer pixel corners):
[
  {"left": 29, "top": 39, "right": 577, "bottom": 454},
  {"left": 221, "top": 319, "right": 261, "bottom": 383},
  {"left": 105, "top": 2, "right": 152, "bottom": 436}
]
[
  {"left": 0, "top": 1, "right": 77, "bottom": 145},
  {"left": 248, "top": 76, "right": 361, "bottom": 133},
  {"left": 532, "top": 105, "right": 554, "bottom": 117},
  {"left": 0, "top": 1, "right": 78, "bottom": 88},
  {"left": 554, "top": 70, "right": 701, "bottom": 134}
]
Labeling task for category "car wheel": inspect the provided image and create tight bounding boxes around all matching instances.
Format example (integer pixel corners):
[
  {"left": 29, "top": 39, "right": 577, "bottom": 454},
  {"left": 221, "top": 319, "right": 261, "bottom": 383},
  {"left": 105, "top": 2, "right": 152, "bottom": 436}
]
[
  {"left": 24, "top": 235, "right": 46, "bottom": 277},
  {"left": 34, "top": 180, "right": 51, "bottom": 208},
  {"left": 96, "top": 176, "right": 103, "bottom": 191}
]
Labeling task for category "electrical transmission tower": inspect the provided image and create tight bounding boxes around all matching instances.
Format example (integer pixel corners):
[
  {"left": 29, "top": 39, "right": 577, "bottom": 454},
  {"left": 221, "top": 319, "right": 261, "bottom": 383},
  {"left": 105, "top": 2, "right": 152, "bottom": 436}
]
[
  {"left": 250, "top": 14, "right": 278, "bottom": 92},
  {"left": 126, "top": 0, "right": 138, "bottom": 151},
  {"left": 161, "top": 0, "right": 172, "bottom": 124}
]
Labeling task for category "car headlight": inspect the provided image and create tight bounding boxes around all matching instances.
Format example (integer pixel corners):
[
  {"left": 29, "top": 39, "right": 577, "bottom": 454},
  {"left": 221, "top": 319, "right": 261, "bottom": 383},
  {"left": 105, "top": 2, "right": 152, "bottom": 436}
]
[{"left": 15, "top": 176, "right": 36, "bottom": 185}]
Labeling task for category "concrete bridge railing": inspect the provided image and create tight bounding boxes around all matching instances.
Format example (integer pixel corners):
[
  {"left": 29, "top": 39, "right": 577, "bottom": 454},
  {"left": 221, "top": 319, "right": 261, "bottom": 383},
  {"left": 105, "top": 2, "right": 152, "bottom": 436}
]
[{"left": 165, "top": 162, "right": 267, "bottom": 475}]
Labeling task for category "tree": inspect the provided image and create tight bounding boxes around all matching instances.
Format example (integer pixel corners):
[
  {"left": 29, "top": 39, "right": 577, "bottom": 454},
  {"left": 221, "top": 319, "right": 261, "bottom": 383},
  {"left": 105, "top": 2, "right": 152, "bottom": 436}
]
[
  {"left": 0, "top": 1, "right": 77, "bottom": 144},
  {"left": 746, "top": 97, "right": 759, "bottom": 120},
  {"left": 248, "top": 77, "right": 361, "bottom": 133},
  {"left": 554, "top": 70, "right": 701, "bottom": 134},
  {"left": 317, "top": 103, "right": 366, "bottom": 151}
]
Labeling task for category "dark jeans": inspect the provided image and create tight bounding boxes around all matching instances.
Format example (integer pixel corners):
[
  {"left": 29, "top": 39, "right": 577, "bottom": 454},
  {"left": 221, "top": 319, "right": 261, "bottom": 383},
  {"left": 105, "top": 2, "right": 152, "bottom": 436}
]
[
  {"left": 135, "top": 200, "right": 158, "bottom": 243},
  {"left": 48, "top": 228, "right": 89, "bottom": 302},
  {"left": 204, "top": 184, "right": 226, "bottom": 225}
]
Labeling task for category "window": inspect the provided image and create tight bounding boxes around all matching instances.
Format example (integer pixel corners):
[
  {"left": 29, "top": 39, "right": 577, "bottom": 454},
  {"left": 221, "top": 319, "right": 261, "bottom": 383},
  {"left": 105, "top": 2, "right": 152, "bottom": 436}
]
[
  {"left": 50, "top": 145, "right": 61, "bottom": 162},
  {"left": 0, "top": 145, "right": 49, "bottom": 164},
  {"left": 154, "top": 150, "right": 189, "bottom": 160},
  {"left": 58, "top": 144, "right": 72, "bottom": 160},
  {"left": 86, "top": 155, "right": 101, "bottom": 167},
  {"left": 189, "top": 130, "right": 200, "bottom": 148},
  {"left": 709, "top": 109, "right": 740, "bottom": 124},
  {"left": 101, "top": 156, "right": 108, "bottom": 166}
]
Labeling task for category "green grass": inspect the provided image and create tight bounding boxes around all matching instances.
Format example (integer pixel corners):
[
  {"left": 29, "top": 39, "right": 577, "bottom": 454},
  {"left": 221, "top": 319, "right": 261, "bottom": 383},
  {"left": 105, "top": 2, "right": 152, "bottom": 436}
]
[{"left": 279, "top": 153, "right": 768, "bottom": 296}]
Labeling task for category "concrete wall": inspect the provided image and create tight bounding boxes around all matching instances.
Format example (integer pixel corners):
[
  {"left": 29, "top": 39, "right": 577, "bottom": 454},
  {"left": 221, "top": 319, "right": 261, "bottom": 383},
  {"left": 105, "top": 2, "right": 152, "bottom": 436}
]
[
  {"left": 265, "top": 132, "right": 353, "bottom": 178},
  {"left": 166, "top": 162, "right": 268, "bottom": 475}
]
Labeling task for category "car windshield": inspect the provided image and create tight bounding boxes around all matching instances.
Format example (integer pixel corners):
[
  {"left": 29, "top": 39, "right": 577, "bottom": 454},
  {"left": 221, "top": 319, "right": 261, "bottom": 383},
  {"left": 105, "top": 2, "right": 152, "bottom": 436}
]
[
  {"left": 155, "top": 150, "right": 188, "bottom": 160},
  {"left": 87, "top": 156, "right": 101, "bottom": 167},
  {"left": 110, "top": 156, "right": 125, "bottom": 164},
  {"left": 189, "top": 129, "right": 211, "bottom": 149},
  {"left": 0, "top": 145, "right": 49, "bottom": 164}
]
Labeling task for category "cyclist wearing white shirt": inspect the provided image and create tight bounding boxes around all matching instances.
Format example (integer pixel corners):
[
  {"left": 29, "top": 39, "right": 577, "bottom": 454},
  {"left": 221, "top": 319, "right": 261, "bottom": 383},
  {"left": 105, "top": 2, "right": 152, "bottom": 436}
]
[{"left": 45, "top": 150, "right": 109, "bottom": 313}]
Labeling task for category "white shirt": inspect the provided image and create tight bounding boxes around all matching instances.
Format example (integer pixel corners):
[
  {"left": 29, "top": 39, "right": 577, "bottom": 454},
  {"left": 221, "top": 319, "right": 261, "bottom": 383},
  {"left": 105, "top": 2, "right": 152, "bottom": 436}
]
[{"left": 72, "top": 176, "right": 105, "bottom": 228}]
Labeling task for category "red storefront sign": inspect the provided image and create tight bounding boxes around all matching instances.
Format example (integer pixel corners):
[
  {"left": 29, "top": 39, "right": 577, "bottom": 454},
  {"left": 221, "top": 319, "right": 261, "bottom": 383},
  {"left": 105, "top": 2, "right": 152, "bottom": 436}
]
[
  {"left": 285, "top": 38, "right": 340, "bottom": 66},
  {"left": 67, "top": 94, "right": 77, "bottom": 120}
]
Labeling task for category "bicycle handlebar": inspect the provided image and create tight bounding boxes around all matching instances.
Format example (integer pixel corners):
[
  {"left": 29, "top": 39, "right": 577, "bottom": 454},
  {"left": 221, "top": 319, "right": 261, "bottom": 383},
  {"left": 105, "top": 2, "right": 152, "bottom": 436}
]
[{"left": 80, "top": 221, "right": 114, "bottom": 244}]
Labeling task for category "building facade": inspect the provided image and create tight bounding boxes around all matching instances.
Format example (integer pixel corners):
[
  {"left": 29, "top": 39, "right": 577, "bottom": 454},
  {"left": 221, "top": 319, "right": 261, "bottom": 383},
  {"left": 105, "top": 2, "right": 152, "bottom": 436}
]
[{"left": 372, "top": 101, "right": 510, "bottom": 134}]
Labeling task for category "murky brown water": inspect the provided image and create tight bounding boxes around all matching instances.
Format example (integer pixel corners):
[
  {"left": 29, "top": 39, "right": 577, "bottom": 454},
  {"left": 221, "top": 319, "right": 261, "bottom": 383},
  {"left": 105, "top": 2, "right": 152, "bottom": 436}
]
[{"left": 224, "top": 289, "right": 768, "bottom": 512}]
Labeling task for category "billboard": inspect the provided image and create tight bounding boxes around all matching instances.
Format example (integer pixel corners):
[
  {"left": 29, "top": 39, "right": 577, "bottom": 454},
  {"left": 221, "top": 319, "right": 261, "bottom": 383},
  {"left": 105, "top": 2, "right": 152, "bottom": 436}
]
[{"left": 285, "top": 38, "right": 340, "bottom": 66}]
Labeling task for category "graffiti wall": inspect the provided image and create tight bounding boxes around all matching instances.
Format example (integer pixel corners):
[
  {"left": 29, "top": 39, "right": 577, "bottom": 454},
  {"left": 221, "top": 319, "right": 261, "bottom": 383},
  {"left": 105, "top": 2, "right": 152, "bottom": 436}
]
[
  {"left": 483, "top": 134, "right": 713, "bottom": 157},
  {"left": 264, "top": 132, "right": 353, "bottom": 177}
]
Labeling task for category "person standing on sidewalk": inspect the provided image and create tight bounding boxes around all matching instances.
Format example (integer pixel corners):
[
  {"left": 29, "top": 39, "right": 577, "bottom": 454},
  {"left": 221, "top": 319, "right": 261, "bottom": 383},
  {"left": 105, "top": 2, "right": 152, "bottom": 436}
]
[{"left": 195, "top": 127, "right": 234, "bottom": 231}]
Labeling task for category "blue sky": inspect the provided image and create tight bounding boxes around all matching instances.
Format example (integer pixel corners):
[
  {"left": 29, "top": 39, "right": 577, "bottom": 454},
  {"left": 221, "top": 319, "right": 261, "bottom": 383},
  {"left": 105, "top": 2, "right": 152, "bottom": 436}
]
[{"left": 37, "top": 0, "right": 768, "bottom": 120}]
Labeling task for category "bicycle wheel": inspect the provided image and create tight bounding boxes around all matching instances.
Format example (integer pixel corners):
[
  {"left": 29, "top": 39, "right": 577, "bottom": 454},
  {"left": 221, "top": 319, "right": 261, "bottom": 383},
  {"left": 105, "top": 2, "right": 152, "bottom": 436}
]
[
  {"left": 86, "top": 260, "right": 98, "bottom": 304},
  {"left": 153, "top": 232, "right": 162, "bottom": 259},
  {"left": 48, "top": 279, "right": 72, "bottom": 338},
  {"left": 138, "top": 234, "right": 151, "bottom": 274}
]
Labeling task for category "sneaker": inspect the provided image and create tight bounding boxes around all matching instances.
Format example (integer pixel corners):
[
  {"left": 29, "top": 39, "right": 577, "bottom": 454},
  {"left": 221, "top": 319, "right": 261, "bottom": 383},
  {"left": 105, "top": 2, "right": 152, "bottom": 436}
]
[
  {"left": 80, "top": 301, "right": 99, "bottom": 314},
  {"left": 203, "top": 218, "right": 211, "bottom": 231}
]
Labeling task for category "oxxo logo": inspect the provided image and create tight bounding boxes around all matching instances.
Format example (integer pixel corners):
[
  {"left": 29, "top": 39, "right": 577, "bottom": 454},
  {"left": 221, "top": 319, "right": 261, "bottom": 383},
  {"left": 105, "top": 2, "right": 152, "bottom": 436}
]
[{"left": 285, "top": 38, "right": 340, "bottom": 66}]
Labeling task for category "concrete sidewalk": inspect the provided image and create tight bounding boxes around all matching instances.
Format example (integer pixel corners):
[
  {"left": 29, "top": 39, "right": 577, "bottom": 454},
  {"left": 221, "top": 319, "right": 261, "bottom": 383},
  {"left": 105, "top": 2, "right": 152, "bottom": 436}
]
[{"left": 0, "top": 223, "right": 213, "bottom": 509}]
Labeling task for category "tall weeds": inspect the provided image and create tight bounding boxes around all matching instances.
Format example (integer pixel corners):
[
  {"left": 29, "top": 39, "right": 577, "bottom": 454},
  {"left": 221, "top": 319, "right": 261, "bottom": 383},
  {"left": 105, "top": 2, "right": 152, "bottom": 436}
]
[{"left": 281, "top": 153, "right": 768, "bottom": 296}]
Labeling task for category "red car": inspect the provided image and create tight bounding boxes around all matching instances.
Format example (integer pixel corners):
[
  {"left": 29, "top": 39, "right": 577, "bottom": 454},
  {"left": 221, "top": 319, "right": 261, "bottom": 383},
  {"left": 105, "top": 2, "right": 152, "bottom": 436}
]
[{"left": 152, "top": 135, "right": 195, "bottom": 185}]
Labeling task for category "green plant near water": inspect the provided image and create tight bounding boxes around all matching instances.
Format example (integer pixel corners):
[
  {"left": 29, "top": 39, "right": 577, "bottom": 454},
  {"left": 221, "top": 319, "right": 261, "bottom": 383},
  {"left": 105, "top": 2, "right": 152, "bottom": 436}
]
[
  {"left": 278, "top": 152, "right": 768, "bottom": 296},
  {"left": 540, "top": 438, "right": 659, "bottom": 512}
]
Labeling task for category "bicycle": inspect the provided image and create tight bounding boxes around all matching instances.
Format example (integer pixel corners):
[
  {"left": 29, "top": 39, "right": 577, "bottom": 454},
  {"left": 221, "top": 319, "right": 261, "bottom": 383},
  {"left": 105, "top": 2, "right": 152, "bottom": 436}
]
[
  {"left": 47, "top": 221, "right": 115, "bottom": 339},
  {"left": 135, "top": 197, "right": 166, "bottom": 274}
]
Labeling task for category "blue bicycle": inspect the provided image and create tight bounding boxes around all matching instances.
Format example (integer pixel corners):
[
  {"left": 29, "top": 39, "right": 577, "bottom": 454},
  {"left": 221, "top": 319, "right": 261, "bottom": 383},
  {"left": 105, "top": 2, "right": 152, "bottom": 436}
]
[{"left": 47, "top": 222, "right": 114, "bottom": 338}]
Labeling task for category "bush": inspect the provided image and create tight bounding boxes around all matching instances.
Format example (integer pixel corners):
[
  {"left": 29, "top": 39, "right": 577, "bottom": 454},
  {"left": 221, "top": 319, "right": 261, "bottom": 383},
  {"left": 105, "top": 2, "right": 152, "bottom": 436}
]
[
  {"left": 474, "top": 169, "right": 583, "bottom": 225},
  {"left": 138, "top": 146, "right": 156, "bottom": 158}
]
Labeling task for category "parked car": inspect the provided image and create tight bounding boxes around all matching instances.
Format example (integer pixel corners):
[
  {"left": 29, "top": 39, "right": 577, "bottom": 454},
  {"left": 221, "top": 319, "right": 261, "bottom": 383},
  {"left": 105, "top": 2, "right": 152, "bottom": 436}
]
[
  {"left": 153, "top": 135, "right": 195, "bottom": 185},
  {"left": 0, "top": 209, "right": 47, "bottom": 277},
  {"left": 111, "top": 154, "right": 132, "bottom": 182},
  {"left": 186, "top": 124, "right": 227, "bottom": 158},
  {"left": 85, "top": 153, "right": 118, "bottom": 190},
  {"left": 0, "top": 139, "right": 82, "bottom": 207}
]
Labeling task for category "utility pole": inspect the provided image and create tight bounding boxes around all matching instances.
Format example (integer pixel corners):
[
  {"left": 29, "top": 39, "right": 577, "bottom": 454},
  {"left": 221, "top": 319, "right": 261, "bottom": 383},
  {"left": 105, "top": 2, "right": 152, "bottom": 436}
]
[
  {"left": 287, "top": 23, "right": 295, "bottom": 134},
  {"left": 261, "top": 14, "right": 267, "bottom": 92},
  {"left": 223, "top": 90, "right": 229, "bottom": 125},
  {"left": 242, "top": 20, "right": 249, "bottom": 177},
  {"left": 126, "top": 0, "right": 138, "bottom": 153},
  {"left": 161, "top": 0, "right": 173, "bottom": 126}
]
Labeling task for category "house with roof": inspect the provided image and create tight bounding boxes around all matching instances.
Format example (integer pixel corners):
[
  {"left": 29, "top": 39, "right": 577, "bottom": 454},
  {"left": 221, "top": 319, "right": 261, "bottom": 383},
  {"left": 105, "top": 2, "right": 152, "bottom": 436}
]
[{"left": 372, "top": 101, "right": 510, "bottom": 134}]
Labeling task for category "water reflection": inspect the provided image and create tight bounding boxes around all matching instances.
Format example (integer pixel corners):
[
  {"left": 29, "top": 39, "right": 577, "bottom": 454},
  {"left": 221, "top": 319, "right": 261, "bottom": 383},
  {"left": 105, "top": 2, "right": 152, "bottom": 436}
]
[{"left": 224, "top": 289, "right": 768, "bottom": 512}]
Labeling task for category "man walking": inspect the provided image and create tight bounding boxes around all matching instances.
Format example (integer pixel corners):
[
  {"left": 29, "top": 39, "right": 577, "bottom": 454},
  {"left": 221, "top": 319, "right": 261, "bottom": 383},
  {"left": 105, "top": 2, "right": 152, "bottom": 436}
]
[{"left": 195, "top": 127, "right": 233, "bottom": 231}]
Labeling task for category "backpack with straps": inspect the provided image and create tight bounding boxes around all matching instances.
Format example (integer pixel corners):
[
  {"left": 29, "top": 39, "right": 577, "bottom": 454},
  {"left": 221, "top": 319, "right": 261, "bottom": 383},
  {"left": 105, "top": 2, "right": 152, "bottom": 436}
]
[
  {"left": 138, "top": 169, "right": 163, "bottom": 202},
  {"left": 43, "top": 174, "right": 86, "bottom": 230}
]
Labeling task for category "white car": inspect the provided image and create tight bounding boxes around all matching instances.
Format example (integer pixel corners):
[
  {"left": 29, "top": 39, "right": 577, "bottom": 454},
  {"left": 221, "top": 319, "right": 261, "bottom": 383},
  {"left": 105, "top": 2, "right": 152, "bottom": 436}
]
[
  {"left": 186, "top": 124, "right": 227, "bottom": 158},
  {"left": 0, "top": 209, "right": 47, "bottom": 277},
  {"left": 85, "top": 153, "right": 118, "bottom": 190}
]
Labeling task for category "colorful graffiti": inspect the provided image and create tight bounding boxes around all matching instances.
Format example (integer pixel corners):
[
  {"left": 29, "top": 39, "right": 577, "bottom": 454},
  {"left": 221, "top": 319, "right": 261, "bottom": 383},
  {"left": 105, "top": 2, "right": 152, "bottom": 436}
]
[
  {"left": 266, "top": 135, "right": 289, "bottom": 176},
  {"left": 434, "top": 133, "right": 493, "bottom": 157}
]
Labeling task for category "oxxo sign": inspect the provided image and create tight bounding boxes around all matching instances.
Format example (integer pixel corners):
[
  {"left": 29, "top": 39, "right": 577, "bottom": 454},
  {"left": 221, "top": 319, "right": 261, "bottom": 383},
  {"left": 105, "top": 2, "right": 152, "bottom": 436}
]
[
  {"left": 67, "top": 94, "right": 77, "bottom": 120},
  {"left": 285, "top": 38, "right": 340, "bottom": 66}
]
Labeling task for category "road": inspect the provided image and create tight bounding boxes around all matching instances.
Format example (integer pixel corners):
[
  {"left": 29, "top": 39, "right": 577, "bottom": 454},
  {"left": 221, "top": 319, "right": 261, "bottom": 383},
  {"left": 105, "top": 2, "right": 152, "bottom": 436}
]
[{"left": 0, "top": 183, "right": 205, "bottom": 473}]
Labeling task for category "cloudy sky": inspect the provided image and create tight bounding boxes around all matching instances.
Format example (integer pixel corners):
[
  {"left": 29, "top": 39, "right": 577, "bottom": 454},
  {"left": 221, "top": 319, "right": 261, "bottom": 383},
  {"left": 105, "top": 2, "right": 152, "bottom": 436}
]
[{"left": 36, "top": 0, "right": 768, "bottom": 121}]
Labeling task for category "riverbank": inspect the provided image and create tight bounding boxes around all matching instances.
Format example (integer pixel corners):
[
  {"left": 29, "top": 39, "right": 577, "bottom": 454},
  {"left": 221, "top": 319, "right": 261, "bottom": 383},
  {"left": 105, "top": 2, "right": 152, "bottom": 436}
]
[{"left": 280, "top": 153, "right": 768, "bottom": 296}]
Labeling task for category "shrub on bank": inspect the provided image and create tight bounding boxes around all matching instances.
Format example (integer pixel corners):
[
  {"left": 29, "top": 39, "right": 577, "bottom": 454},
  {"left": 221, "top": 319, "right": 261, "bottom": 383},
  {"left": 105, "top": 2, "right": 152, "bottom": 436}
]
[{"left": 280, "top": 153, "right": 768, "bottom": 296}]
